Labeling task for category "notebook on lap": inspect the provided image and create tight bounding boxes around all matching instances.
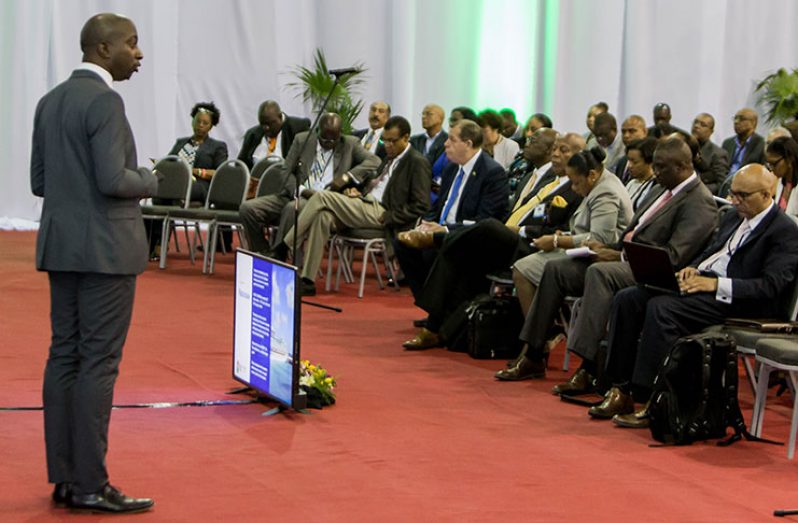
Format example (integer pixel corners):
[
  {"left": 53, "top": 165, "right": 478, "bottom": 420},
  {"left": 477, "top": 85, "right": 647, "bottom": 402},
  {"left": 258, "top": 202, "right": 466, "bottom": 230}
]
[{"left": 622, "top": 241, "right": 685, "bottom": 296}]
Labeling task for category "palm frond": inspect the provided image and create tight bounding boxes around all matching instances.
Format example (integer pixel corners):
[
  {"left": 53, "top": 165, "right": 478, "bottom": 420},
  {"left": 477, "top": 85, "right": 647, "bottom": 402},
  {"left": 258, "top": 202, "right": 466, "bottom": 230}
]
[{"left": 755, "top": 68, "right": 798, "bottom": 125}]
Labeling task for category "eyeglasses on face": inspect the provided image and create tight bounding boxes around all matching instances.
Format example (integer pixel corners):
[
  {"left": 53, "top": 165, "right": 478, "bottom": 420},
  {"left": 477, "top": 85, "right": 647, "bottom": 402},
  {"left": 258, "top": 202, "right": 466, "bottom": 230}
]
[
  {"left": 765, "top": 157, "right": 784, "bottom": 171},
  {"left": 728, "top": 189, "right": 764, "bottom": 200}
]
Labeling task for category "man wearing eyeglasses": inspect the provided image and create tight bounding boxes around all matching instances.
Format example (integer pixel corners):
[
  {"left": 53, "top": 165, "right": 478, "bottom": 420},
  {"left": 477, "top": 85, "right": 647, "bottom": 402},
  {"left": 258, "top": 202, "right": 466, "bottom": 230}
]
[
  {"left": 719, "top": 108, "right": 766, "bottom": 197},
  {"left": 239, "top": 112, "right": 380, "bottom": 261},
  {"left": 600, "top": 163, "right": 798, "bottom": 428},
  {"left": 691, "top": 113, "right": 729, "bottom": 195}
]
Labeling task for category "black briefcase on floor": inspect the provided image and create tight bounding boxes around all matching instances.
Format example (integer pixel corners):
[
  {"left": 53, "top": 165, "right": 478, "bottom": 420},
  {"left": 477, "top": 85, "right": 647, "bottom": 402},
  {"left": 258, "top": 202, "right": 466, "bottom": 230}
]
[{"left": 466, "top": 296, "right": 524, "bottom": 360}]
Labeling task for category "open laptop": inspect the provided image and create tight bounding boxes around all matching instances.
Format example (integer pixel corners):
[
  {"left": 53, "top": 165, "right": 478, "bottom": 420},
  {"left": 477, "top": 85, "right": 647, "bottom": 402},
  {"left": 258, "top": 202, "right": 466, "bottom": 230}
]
[{"left": 622, "top": 241, "right": 686, "bottom": 296}]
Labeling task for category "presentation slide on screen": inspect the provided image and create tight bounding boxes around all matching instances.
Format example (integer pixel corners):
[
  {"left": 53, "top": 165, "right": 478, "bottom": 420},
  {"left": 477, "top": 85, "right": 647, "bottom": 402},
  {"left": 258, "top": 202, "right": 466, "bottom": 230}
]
[{"left": 234, "top": 252, "right": 296, "bottom": 406}]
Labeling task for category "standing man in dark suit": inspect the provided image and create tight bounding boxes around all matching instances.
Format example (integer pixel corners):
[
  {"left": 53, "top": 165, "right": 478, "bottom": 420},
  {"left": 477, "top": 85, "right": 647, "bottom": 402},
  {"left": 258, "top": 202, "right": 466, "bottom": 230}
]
[
  {"left": 690, "top": 112, "right": 729, "bottom": 195},
  {"left": 283, "top": 116, "right": 430, "bottom": 295},
  {"left": 237, "top": 100, "right": 310, "bottom": 169},
  {"left": 239, "top": 113, "right": 380, "bottom": 258},
  {"left": 498, "top": 139, "right": 718, "bottom": 382},
  {"left": 30, "top": 13, "right": 157, "bottom": 513},
  {"left": 719, "top": 107, "right": 766, "bottom": 196},
  {"left": 353, "top": 100, "right": 390, "bottom": 160},
  {"left": 393, "top": 119, "right": 509, "bottom": 302},
  {"left": 603, "top": 165, "right": 798, "bottom": 427}
]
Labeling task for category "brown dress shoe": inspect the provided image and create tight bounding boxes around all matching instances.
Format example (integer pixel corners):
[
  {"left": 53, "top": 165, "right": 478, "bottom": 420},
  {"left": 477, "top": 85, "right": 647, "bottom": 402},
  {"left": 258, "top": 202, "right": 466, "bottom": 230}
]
[
  {"left": 613, "top": 402, "right": 651, "bottom": 428},
  {"left": 551, "top": 368, "right": 596, "bottom": 396},
  {"left": 403, "top": 327, "right": 442, "bottom": 350},
  {"left": 495, "top": 356, "right": 546, "bottom": 381},
  {"left": 588, "top": 387, "right": 634, "bottom": 419},
  {"left": 398, "top": 230, "right": 434, "bottom": 250}
]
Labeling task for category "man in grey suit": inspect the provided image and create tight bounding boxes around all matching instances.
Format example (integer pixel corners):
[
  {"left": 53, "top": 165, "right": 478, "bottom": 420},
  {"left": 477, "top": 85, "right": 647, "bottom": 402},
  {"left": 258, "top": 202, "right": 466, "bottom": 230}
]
[
  {"left": 30, "top": 13, "right": 157, "bottom": 513},
  {"left": 691, "top": 113, "right": 729, "bottom": 195},
  {"left": 497, "top": 139, "right": 718, "bottom": 383},
  {"left": 239, "top": 112, "right": 380, "bottom": 259}
]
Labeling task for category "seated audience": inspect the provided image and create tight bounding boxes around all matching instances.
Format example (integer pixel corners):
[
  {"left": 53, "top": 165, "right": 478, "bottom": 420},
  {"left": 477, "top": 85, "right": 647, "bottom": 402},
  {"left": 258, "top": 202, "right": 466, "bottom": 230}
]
[
  {"left": 146, "top": 102, "right": 228, "bottom": 257},
  {"left": 690, "top": 113, "right": 729, "bottom": 195},
  {"left": 583, "top": 102, "right": 608, "bottom": 149},
  {"left": 613, "top": 115, "right": 648, "bottom": 182},
  {"left": 593, "top": 112, "right": 625, "bottom": 173},
  {"left": 479, "top": 109, "right": 520, "bottom": 170},
  {"left": 496, "top": 138, "right": 718, "bottom": 382},
  {"left": 410, "top": 104, "right": 448, "bottom": 167},
  {"left": 237, "top": 100, "right": 310, "bottom": 169},
  {"left": 239, "top": 113, "right": 380, "bottom": 259},
  {"left": 353, "top": 100, "right": 390, "bottom": 159},
  {"left": 392, "top": 119, "right": 509, "bottom": 302},
  {"left": 598, "top": 164, "right": 798, "bottom": 427},
  {"left": 765, "top": 136, "right": 798, "bottom": 215},
  {"left": 283, "top": 116, "right": 430, "bottom": 296},
  {"left": 646, "top": 102, "right": 686, "bottom": 138},
  {"left": 448, "top": 106, "right": 479, "bottom": 128},
  {"left": 718, "top": 107, "right": 766, "bottom": 196},
  {"left": 766, "top": 126, "right": 792, "bottom": 147},
  {"left": 500, "top": 108, "right": 522, "bottom": 141}
]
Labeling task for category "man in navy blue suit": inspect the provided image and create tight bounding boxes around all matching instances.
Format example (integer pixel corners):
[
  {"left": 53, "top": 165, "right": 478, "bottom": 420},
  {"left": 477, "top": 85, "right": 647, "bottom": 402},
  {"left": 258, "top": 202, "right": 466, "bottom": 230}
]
[
  {"left": 594, "top": 164, "right": 798, "bottom": 426},
  {"left": 393, "top": 119, "right": 509, "bottom": 314}
]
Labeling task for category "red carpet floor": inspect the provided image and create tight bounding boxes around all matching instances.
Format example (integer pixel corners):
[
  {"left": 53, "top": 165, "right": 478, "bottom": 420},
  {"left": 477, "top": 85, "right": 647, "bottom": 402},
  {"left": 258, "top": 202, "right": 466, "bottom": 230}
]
[{"left": 2, "top": 231, "right": 798, "bottom": 522}]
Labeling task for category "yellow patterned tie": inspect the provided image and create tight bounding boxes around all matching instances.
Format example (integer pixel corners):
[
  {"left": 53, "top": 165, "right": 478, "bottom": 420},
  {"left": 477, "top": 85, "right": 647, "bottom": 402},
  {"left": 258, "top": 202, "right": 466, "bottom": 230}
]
[{"left": 505, "top": 178, "right": 561, "bottom": 228}]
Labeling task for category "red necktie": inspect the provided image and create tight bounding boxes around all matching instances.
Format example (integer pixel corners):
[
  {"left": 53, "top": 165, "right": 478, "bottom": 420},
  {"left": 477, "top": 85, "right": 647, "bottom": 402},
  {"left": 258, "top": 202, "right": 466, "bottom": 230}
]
[
  {"left": 779, "top": 182, "right": 792, "bottom": 210},
  {"left": 624, "top": 190, "right": 673, "bottom": 242}
]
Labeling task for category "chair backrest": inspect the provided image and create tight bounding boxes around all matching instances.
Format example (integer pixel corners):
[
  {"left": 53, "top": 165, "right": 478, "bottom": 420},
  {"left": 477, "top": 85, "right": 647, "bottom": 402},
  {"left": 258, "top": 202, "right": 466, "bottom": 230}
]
[
  {"left": 205, "top": 159, "right": 250, "bottom": 210},
  {"left": 256, "top": 161, "right": 290, "bottom": 197},
  {"left": 152, "top": 155, "right": 192, "bottom": 206},
  {"left": 250, "top": 155, "right": 283, "bottom": 180}
]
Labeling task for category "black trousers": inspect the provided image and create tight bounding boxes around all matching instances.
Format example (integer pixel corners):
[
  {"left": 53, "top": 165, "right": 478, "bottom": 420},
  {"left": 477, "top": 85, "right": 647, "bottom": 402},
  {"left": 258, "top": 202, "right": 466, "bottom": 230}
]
[{"left": 44, "top": 271, "right": 136, "bottom": 494}]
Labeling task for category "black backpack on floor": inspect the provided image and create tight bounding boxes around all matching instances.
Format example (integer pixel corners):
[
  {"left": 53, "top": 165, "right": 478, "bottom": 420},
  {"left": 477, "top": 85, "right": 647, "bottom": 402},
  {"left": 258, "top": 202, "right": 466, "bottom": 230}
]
[
  {"left": 439, "top": 294, "right": 523, "bottom": 359},
  {"left": 648, "top": 332, "right": 778, "bottom": 447}
]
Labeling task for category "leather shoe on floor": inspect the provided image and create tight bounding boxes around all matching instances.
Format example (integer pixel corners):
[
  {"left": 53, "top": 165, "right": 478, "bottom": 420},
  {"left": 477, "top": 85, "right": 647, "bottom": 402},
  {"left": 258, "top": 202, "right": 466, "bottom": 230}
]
[
  {"left": 413, "top": 317, "right": 429, "bottom": 328},
  {"left": 552, "top": 368, "right": 596, "bottom": 396},
  {"left": 495, "top": 356, "right": 546, "bottom": 381},
  {"left": 299, "top": 278, "right": 317, "bottom": 297},
  {"left": 588, "top": 386, "right": 634, "bottom": 419},
  {"left": 613, "top": 402, "right": 651, "bottom": 428},
  {"left": 403, "top": 327, "right": 441, "bottom": 350},
  {"left": 52, "top": 482, "right": 72, "bottom": 506},
  {"left": 69, "top": 484, "right": 154, "bottom": 514},
  {"left": 398, "top": 230, "right": 434, "bottom": 250}
]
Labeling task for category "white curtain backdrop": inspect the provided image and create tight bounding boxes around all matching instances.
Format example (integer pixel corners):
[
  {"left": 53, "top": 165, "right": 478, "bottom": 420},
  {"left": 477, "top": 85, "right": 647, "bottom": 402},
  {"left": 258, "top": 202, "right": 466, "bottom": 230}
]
[{"left": 3, "top": 0, "right": 798, "bottom": 224}]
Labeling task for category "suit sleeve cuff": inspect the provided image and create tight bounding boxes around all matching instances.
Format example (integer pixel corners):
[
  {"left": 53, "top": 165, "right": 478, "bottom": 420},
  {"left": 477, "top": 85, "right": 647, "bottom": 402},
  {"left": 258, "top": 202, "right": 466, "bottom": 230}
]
[{"left": 716, "top": 277, "right": 732, "bottom": 303}]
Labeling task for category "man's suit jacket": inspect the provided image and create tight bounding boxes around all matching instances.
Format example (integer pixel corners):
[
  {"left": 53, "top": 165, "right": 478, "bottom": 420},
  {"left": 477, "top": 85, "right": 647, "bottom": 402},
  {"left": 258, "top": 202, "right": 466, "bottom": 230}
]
[
  {"left": 518, "top": 180, "right": 582, "bottom": 238},
  {"left": 696, "top": 139, "right": 729, "bottom": 195},
  {"left": 613, "top": 156, "right": 629, "bottom": 183},
  {"left": 425, "top": 152, "right": 509, "bottom": 229},
  {"left": 168, "top": 136, "right": 228, "bottom": 169},
  {"left": 353, "top": 127, "right": 387, "bottom": 160},
  {"left": 510, "top": 163, "right": 556, "bottom": 210},
  {"left": 410, "top": 131, "right": 448, "bottom": 166},
  {"left": 619, "top": 176, "right": 718, "bottom": 269},
  {"left": 30, "top": 70, "right": 158, "bottom": 275},
  {"left": 692, "top": 205, "right": 798, "bottom": 318},
  {"left": 237, "top": 115, "right": 311, "bottom": 169},
  {"left": 373, "top": 147, "right": 431, "bottom": 232},
  {"left": 280, "top": 132, "right": 381, "bottom": 197},
  {"left": 721, "top": 132, "right": 766, "bottom": 170}
]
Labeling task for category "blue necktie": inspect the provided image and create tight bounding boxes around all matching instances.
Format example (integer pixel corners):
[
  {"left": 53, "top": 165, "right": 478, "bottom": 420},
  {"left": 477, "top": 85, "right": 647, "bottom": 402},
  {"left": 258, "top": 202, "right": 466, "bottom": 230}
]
[{"left": 440, "top": 167, "right": 465, "bottom": 225}]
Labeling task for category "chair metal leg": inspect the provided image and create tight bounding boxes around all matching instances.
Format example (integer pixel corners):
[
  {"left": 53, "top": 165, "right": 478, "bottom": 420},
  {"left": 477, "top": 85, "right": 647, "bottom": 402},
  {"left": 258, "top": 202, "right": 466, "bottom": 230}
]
[
  {"left": 369, "top": 246, "right": 385, "bottom": 290},
  {"left": 741, "top": 352, "right": 759, "bottom": 401},
  {"left": 357, "top": 246, "right": 370, "bottom": 298},
  {"left": 159, "top": 218, "right": 171, "bottom": 269},
  {"left": 789, "top": 371, "right": 798, "bottom": 459},
  {"left": 202, "top": 223, "right": 214, "bottom": 274},
  {"left": 752, "top": 364, "right": 773, "bottom": 437},
  {"left": 171, "top": 222, "right": 181, "bottom": 252},
  {"left": 325, "top": 236, "right": 337, "bottom": 292}
]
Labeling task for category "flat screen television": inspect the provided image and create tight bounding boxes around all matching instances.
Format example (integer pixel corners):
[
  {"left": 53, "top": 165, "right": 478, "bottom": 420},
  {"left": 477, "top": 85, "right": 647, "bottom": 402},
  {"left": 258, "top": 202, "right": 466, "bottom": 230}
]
[{"left": 233, "top": 249, "right": 305, "bottom": 409}]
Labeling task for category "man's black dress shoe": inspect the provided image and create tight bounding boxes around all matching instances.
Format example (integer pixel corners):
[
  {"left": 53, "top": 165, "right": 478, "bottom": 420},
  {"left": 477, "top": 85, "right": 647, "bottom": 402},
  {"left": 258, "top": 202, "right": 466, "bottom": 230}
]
[
  {"left": 495, "top": 356, "right": 546, "bottom": 381},
  {"left": 552, "top": 368, "right": 596, "bottom": 396},
  {"left": 613, "top": 401, "right": 651, "bottom": 428},
  {"left": 69, "top": 484, "right": 154, "bottom": 514},
  {"left": 52, "top": 482, "right": 72, "bottom": 506},
  {"left": 588, "top": 387, "right": 634, "bottom": 419},
  {"left": 299, "top": 278, "right": 317, "bottom": 297},
  {"left": 413, "top": 318, "right": 428, "bottom": 328}
]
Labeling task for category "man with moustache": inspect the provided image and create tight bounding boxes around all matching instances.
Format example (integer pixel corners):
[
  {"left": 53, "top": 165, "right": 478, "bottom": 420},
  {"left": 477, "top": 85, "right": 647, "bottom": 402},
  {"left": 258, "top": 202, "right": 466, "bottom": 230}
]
[
  {"left": 354, "top": 100, "right": 391, "bottom": 159},
  {"left": 30, "top": 13, "right": 157, "bottom": 513}
]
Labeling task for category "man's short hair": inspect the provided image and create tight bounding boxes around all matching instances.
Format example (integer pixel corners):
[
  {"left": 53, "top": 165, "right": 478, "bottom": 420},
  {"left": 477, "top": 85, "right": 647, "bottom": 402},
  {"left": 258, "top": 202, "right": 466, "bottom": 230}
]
[
  {"left": 384, "top": 115, "right": 411, "bottom": 137},
  {"left": 594, "top": 102, "right": 609, "bottom": 112},
  {"left": 531, "top": 113, "right": 553, "bottom": 129},
  {"left": 455, "top": 119, "right": 483, "bottom": 148},
  {"left": 594, "top": 112, "right": 617, "bottom": 130}
]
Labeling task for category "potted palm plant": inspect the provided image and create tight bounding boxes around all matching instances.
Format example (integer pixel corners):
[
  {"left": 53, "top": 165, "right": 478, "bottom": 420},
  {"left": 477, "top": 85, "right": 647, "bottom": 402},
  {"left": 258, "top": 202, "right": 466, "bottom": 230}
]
[
  {"left": 755, "top": 67, "right": 798, "bottom": 126},
  {"left": 286, "top": 48, "right": 366, "bottom": 134}
]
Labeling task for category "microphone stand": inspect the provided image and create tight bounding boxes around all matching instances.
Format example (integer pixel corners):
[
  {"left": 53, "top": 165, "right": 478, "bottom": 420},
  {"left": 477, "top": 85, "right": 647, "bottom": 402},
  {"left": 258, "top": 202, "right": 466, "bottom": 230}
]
[{"left": 290, "top": 70, "right": 356, "bottom": 313}]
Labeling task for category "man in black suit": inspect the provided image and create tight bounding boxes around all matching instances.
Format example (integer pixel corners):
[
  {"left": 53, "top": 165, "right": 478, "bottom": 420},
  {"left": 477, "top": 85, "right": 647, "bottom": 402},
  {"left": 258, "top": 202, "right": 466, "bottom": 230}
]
[
  {"left": 353, "top": 100, "right": 390, "bottom": 160},
  {"left": 498, "top": 139, "right": 718, "bottom": 382},
  {"left": 613, "top": 115, "right": 647, "bottom": 183},
  {"left": 393, "top": 119, "right": 509, "bottom": 304},
  {"left": 237, "top": 100, "right": 310, "bottom": 169},
  {"left": 239, "top": 113, "right": 380, "bottom": 257},
  {"left": 409, "top": 104, "right": 448, "bottom": 166},
  {"left": 283, "top": 116, "right": 430, "bottom": 296},
  {"left": 600, "top": 164, "right": 798, "bottom": 427},
  {"left": 30, "top": 13, "right": 156, "bottom": 513},
  {"left": 719, "top": 108, "right": 766, "bottom": 196},
  {"left": 403, "top": 129, "right": 582, "bottom": 350},
  {"left": 691, "top": 112, "right": 729, "bottom": 195}
]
